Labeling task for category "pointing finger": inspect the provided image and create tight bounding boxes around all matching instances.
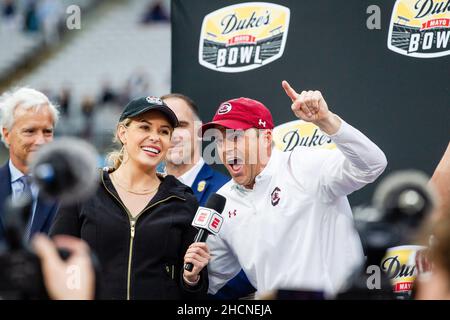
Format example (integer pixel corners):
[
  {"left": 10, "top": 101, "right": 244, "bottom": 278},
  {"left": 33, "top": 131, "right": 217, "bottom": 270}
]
[{"left": 282, "top": 80, "right": 299, "bottom": 102}]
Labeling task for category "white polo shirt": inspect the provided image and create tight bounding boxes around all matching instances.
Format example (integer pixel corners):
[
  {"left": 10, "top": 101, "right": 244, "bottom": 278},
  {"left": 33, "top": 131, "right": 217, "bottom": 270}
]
[{"left": 207, "top": 120, "right": 387, "bottom": 297}]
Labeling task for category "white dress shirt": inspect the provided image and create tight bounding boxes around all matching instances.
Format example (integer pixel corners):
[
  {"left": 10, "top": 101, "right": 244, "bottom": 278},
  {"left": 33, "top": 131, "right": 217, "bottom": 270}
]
[
  {"left": 178, "top": 157, "right": 205, "bottom": 188},
  {"left": 206, "top": 119, "right": 388, "bottom": 297}
]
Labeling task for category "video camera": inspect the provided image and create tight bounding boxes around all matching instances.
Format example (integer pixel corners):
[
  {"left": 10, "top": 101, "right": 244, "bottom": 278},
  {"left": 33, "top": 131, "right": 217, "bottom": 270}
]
[
  {"left": 0, "top": 138, "right": 100, "bottom": 299},
  {"left": 337, "top": 170, "right": 436, "bottom": 300}
]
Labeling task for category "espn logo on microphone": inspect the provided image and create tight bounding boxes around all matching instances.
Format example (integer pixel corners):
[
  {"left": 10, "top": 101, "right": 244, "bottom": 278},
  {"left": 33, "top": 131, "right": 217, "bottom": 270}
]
[{"left": 192, "top": 208, "right": 223, "bottom": 235}]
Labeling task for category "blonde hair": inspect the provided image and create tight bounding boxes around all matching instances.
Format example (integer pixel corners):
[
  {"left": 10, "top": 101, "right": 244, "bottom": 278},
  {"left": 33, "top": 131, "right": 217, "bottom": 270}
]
[{"left": 106, "top": 118, "right": 132, "bottom": 170}]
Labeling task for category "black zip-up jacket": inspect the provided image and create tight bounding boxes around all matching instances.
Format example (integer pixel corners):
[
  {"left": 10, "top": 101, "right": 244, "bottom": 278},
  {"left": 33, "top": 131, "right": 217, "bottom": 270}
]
[{"left": 50, "top": 169, "right": 208, "bottom": 300}]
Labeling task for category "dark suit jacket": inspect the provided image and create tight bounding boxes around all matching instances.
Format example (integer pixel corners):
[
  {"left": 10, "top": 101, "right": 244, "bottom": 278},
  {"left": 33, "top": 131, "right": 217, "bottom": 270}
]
[
  {"left": 191, "top": 163, "right": 229, "bottom": 207},
  {"left": 0, "top": 161, "right": 58, "bottom": 242}
]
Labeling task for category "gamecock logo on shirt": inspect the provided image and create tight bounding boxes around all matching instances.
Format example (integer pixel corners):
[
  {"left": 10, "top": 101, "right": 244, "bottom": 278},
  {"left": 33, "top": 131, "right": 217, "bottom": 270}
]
[{"left": 271, "top": 187, "right": 281, "bottom": 206}]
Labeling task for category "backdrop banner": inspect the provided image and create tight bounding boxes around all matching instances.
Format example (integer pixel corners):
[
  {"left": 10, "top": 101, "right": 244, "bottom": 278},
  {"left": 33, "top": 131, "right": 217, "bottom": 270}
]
[{"left": 171, "top": 0, "right": 450, "bottom": 205}]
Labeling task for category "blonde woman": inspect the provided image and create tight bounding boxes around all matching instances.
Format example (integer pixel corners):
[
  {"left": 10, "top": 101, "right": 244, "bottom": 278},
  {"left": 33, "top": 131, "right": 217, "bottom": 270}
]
[{"left": 50, "top": 96, "right": 209, "bottom": 299}]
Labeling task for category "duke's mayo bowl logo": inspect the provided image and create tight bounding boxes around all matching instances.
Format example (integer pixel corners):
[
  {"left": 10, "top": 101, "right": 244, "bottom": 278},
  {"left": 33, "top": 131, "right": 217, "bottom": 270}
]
[
  {"left": 382, "top": 245, "right": 425, "bottom": 293},
  {"left": 273, "top": 120, "right": 336, "bottom": 152},
  {"left": 387, "top": 0, "right": 450, "bottom": 58},
  {"left": 198, "top": 2, "right": 290, "bottom": 73}
]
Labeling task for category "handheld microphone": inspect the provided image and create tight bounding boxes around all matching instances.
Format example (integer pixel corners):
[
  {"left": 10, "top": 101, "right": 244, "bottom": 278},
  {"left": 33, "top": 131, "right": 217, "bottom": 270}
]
[{"left": 184, "top": 193, "right": 226, "bottom": 272}]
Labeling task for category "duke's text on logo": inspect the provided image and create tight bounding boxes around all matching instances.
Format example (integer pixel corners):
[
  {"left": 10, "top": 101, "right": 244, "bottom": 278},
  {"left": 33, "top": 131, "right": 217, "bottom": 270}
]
[
  {"left": 414, "top": 0, "right": 450, "bottom": 19},
  {"left": 282, "top": 128, "right": 332, "bottom": 152},
  {"left": 381, "top": 255, "right": 416, "bottom": 280},
  {"left": 221, "top": 11, "right": 270, "bottom": 34},
  {"left": 216, "top": 11, "right": 270, "bottom": 68}
]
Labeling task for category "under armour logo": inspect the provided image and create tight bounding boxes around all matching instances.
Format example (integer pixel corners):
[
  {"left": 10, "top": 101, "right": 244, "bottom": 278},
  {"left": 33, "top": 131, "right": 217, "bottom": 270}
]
[
  {"left": 258, "top": 119, "right": 266, "bottom": 127},
  {"left": 228, "top": 209, "right": 237, "bottom": 218}
]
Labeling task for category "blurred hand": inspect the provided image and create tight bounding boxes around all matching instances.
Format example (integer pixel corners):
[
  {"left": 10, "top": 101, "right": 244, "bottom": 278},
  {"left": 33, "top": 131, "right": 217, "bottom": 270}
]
[
  {"left": 183, "top": 242, "right": 210, "bottom": 284},
  {"left": 32, "top": 234, "right": 95, "bottom": 300},
  {"left": 415, "top": 248, "right": 432, "bottom": 275}
]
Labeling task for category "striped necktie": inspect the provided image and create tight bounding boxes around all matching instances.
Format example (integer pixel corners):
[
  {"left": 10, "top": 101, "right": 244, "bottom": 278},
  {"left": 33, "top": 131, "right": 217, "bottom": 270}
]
[{"left": 18, "top": 175, "right": 34, "bottom": 241}]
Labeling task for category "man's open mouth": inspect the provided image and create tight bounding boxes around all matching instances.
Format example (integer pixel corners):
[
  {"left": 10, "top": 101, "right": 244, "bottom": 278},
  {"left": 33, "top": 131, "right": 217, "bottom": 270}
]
[{"left": 227, "top": 157, "right": 243, "bottom": 173}]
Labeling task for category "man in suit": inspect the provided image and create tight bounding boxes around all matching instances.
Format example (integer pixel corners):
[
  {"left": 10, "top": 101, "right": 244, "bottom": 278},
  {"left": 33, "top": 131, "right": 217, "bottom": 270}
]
[
  {"left": 0, "top": 87, "right": 59, "bottom": 243},
  {"left": 161, "top": 93, "right": 229, "bottom": 205},
  {"left": 161, "top": 93, "right": 255, "bottom": 299}
]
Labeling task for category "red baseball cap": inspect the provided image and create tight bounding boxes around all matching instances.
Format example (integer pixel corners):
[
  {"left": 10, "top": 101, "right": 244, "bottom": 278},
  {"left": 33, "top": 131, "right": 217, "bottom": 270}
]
[{"left": 201, "top": 97, "right": 274, "bottom": 135}]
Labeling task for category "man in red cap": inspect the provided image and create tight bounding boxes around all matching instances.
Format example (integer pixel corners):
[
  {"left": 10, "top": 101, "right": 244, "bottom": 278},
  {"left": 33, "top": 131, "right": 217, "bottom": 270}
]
[{"left": 202, "top": 81, "right": 388, "bottom": 297}]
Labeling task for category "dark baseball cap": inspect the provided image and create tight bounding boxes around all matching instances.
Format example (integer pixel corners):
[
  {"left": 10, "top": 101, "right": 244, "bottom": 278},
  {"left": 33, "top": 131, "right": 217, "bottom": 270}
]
[
  {"left": 201, "top": 97, "right": 274, "bottom": 135},
  {"left": 119, "top": 96, "right": 179, "bottom": 128}
]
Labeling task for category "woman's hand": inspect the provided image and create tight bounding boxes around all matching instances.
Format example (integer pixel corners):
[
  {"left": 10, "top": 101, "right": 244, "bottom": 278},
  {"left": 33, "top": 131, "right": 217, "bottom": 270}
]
[{"left": 183, "top": 242, "right": 210, "bottom": 285}]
